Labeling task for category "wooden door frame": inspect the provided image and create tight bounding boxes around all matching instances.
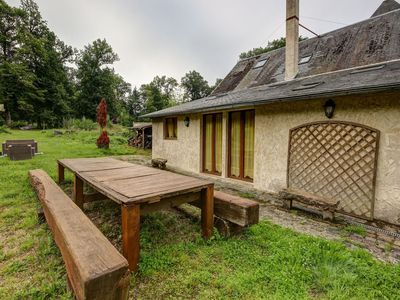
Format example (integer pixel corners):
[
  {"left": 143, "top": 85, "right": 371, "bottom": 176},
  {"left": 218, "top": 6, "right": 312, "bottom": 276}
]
[
  {"left": 227, "top": 110, "right": 254, "bottom": 182},
  {"left": 202, "top": 113, "right": 222, "bottom": 175}
]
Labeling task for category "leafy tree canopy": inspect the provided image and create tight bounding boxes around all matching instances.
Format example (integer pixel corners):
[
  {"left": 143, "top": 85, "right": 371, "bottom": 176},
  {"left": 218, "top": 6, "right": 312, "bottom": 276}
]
[
  {"left": 239, "top": 36, "right": 307, "bottom": 59},
  {"left": 181, "top": 70, "right": 212, "bottom": 101}
]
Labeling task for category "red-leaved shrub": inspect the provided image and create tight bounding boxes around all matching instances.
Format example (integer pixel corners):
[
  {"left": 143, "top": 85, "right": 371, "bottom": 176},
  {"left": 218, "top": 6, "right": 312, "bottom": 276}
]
[{"left": 96, "top": 98, "right": 110, "bottom": 149}]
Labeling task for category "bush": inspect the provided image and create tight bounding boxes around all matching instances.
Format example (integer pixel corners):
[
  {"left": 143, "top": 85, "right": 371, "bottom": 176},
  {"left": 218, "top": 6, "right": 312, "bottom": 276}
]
[
  {"left": 63, "top": 117, "right": 97, "bottom": 131},
  {"left": 10, "top": 120, "right": 29, "bottom": 129},
  {"left": 0, "top": 125, "right": 11, "bottom": 134}
]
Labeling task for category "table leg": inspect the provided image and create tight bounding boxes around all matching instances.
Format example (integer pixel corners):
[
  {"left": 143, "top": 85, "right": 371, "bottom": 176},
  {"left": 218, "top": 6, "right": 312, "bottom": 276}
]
[
  {"left": 121, "top": 204, "right": 140, "bottom": 272},
  {"left": 201, "top": 185, "right": 214, "bottom": 239},
  {"left": 58, "top": 163, "right": 65, "bottom": 184},
  {"left": 73, "top": 175, "right": 84, "bottom": 209}
]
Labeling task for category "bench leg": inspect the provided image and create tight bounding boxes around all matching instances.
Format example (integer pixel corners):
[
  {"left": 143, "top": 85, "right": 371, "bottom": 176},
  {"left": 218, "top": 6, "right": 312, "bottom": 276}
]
[
  {"left": 322, "top": 210, "right": 334, "bottom": 221},
  {"left": 121, "top": 204, "right": 140, "bottom": 272},
  {"left": 58, "top": 163, "right": 65, "bottom": 184},
  {"left": 201, "top": 185, "right": 214, "bottom": 239},
  {"left": 283, "top": 199, "right": 293, "bottom": 210},
  {"left": 73, "top": 175, "right": 84, "bottom": 209}
]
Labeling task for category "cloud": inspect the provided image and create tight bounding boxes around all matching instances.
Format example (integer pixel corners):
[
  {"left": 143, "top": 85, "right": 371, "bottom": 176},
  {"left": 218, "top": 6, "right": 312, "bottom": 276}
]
[{"left": 6, "top": 0, "right": 385, "bottom": 86}]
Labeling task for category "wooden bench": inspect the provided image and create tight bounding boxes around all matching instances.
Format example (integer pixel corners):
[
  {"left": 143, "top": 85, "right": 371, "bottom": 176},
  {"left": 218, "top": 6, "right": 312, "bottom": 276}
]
[
  {"left": 279, "top": 188, "right": 340, "bottom": 221},
  {"left": 29, "top": 169, "right": 130, "bottom": 300},
  {"left": 191, "top": 191, "right": 259, "bottom": 234}
]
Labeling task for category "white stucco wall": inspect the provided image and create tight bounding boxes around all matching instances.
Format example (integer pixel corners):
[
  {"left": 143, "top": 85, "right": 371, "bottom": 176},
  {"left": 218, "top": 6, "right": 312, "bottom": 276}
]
[
  {"left": 152, "top": 91, "right": 400, "bottom": 225},
  {"left": 152, "top": 114, "right": 202, "bottom": 173}
]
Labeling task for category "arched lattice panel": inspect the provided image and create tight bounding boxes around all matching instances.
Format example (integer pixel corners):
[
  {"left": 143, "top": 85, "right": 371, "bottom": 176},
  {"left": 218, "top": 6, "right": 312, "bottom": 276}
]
[{"left": 287, "top": 121, "right": 380, "bottom": 220}]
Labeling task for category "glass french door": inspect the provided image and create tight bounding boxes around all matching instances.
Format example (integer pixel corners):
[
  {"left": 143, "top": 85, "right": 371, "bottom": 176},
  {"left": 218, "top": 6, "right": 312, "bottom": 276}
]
[
  {"left": 202, "top": 113, "right": 222, "bottom": 175},
  {"left": 228, "top": 110, "right": 255, "bottom": 181}
]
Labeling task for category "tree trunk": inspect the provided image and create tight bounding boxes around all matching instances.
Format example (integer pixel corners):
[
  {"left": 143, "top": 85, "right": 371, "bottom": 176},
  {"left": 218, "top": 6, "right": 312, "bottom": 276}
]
[{"left": 5, "top": 110, "right": 11, "bottom": 126}]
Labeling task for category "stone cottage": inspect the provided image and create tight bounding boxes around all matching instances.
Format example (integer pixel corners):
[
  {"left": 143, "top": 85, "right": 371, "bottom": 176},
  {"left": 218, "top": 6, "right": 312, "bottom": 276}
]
[{"left": 143, "top": 0, "right": 400, "bottom": 225}]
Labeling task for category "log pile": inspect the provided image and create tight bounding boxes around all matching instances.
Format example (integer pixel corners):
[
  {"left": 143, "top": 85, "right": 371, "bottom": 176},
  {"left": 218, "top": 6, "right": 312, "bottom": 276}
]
[{"left": 128, "top": 132, "right": 151, "bottom": 149}]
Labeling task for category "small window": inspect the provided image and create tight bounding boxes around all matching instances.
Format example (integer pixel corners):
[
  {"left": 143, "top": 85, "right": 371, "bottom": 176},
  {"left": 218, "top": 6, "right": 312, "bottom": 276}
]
[
  {"left": 164, "top": 117, "right": 177, "bottom": 139},
  {"left": 299, "top": 55, "right": 312, "bottom": 64},
  {"left": 253, "top": 58, "right": 268, "bottom": 69}
]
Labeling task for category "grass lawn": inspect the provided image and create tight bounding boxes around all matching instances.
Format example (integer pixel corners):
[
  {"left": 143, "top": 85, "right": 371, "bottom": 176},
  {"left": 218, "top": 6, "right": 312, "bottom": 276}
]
[{"left": 1, "top": 129, "right": 400, "bottom": 299}]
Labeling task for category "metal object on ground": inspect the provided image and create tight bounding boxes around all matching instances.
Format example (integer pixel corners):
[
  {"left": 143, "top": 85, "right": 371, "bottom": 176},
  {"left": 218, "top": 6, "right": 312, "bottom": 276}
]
[{"left": 8, "top": 144, "right": 33, "bottom": 161}]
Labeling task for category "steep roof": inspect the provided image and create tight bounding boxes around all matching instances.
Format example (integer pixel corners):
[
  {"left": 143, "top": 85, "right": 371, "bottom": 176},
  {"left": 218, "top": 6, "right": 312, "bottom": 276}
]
[
  {"left": 143, "top": 2, "right": 400, "bottom": 118},
  {"left": 371, "top": 0, "right": 400, "bottom": 17},
  {"left": 143, "top": 60, "right": 400, "bottom": 117}
]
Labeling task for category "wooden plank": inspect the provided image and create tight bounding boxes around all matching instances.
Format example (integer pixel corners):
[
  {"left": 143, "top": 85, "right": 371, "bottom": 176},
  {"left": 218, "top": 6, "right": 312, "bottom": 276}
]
[
  {"left": 121, "top": 204, "right": 140, "bottom": 272},
  {"left": 140, "top": 192, "right": 200, "bottom": 215},
  {"left": 279, "top": 188, "right": 339, "bottom": 210},
  {"left": 201, "top": 185, "right": 214, "bottom": 238},
  {"left": 107, "top": 178, "right": 202, "bottom": 198},
  {"left": 102, "top": 173, "right": 209, "bottom": 199},
  {"left": 73, "top": 175, "right": 84, "bottom": 209},
  {"left": 75, "top": 173, "right": 130, "bottom": 204},
  {"left": 84, "top": 166, "right": 161, "bottom": 182},
  {"left": 192, "top": 191, "right": 259, "bottom": 227},
  {"left": 58, "top": 158, "right": 134, "bottom": 173},
  {"left": 29, "top": 169, "right": 130, "bottom": 300},
  {"left": 61, "top": 158, "right": 212, "bottom": 205}
]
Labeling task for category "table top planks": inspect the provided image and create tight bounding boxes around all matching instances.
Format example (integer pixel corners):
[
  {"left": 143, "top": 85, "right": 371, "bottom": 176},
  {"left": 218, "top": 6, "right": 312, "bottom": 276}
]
[{"left": 58, "top": 157, "right": 213, "bottom": 205}]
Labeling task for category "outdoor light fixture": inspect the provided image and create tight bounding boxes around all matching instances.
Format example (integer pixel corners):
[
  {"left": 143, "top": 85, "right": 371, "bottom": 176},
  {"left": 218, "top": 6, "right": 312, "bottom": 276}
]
[
  {"left": 324, "top": 99, "right": 336, "bottom": 119},
  {"left": 184, "top": 116, "right": 190, "bottom": 127}
]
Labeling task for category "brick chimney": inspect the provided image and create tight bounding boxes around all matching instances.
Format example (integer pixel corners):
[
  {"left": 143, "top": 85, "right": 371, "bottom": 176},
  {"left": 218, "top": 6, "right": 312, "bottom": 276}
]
[{"left": 285, "top": 0, "right": 299, "bottom": 81}]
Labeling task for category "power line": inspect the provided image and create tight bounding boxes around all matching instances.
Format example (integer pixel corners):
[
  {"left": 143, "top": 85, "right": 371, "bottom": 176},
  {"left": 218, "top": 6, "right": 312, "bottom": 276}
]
[
  {"left": 264, "top": 21, "right": 286, "bottom": 42},
  {"left": 300, "top": 15, "right": 348, "bottom": 26}
]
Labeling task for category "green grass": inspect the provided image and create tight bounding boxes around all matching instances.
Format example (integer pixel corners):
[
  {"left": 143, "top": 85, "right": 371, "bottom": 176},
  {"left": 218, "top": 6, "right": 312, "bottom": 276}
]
[
  {"left": 1, "top": 129, "right": 400, "bottom": 299},
  {"left": 343, "top": 225, "right": 368, "bottom": 238},
  {"left": 238, "top": 192, "right": 257, "bottom": 199}
]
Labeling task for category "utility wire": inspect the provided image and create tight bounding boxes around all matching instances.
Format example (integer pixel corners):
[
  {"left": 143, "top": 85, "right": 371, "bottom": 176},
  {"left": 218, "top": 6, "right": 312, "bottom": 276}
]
[
  {"left": 300, "top": 15, "right": 348, "bottom": 26},
  {"left": 264, "top": 21, "right": 286, "bottom": 42}
]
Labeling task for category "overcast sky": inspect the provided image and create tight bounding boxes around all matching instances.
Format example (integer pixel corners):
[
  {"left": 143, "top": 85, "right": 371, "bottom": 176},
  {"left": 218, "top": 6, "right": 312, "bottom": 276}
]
[{"left": 6, "top": 0, "right": 387, "bottom": 87}]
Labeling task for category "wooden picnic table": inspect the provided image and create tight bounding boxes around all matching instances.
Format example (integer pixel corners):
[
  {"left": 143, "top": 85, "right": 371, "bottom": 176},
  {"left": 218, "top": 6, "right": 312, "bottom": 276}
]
[{"left": 57, "top": 157, "right": 214, "bottom": 272}]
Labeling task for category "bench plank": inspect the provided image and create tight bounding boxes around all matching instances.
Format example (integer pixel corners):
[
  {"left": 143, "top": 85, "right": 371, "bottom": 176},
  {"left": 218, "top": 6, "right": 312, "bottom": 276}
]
[
  {"left": 29, "top": 169, "right": 130, "bottom": 300},
  {"left": 279, "top": 188, "right": 339, "bottom": 211},
  {"left": 191, "top": 191, "right": 259, "bottom": 227}
]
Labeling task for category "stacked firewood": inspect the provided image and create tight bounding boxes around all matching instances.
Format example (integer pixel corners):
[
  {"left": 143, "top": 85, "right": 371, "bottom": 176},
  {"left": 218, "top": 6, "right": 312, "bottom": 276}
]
[{"left": 128, "top": 132, "right": 151, "bottom": 149}]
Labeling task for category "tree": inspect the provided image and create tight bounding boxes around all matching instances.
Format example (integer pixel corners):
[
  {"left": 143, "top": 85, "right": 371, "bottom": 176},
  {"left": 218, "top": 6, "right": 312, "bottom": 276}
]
[
  {"left": 126, "top": 87, "right": 143, "bottom": 121},
  {"left": 140, "top": 75, "right": 178, "bottom": 115},
  {"left": 180, "top": 70, "right": 211, "bottom": 101},
  {"left": 0, "top": 0, "right": 34, "bottom": 125},
  {"left": 239, "top": 36, "right": 307, "bottom": 59},
  {"left": 0, "top": 0, "right": 74, "bottom": 127},
  {"left": 75, "top": 38, "right": 120, "bottom": 120}
]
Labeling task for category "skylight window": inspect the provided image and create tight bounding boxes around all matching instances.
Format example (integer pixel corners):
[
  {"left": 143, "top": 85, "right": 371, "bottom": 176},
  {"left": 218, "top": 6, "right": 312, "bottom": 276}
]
[
  {"left": 253, "top": 58, "right": 268, "bottom": 69},
  {"left": 299, "top": 55, "right": 312, "bottom": 64}
]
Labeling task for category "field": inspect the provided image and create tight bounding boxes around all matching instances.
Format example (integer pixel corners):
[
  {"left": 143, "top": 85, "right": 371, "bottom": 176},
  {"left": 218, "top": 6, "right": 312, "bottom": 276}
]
[{"left": 0, "top": 129, "right": 400, "bottom": 299}]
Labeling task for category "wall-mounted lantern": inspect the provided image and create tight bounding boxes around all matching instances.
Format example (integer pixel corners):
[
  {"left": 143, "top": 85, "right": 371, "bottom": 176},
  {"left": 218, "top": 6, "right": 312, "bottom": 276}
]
[
  {"left": 184, "top": 116, "right": 190, "bottom": 127},
  {"left": 324, "top": 99, "right": 336, "bottom": 119}
]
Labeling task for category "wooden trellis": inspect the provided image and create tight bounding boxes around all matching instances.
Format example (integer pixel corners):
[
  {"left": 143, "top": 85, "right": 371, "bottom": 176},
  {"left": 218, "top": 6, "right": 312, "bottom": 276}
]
[{"left": 287, "top": 121, "right": 380, "bottom": 220}]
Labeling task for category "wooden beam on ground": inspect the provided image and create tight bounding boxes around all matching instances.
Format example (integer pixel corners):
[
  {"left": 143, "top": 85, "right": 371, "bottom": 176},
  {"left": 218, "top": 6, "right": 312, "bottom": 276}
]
[
  {"left": 29, "top": 169, "right": 130, "bottom": 300},
  {"left": 191, "top": 191, "right": 259, "bottom": 227}
]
